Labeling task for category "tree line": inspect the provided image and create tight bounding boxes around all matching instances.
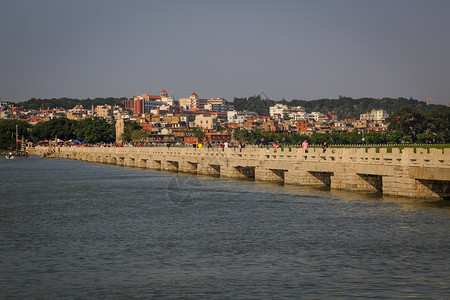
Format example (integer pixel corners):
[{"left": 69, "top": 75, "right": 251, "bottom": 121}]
[
  {"left": 10, "top": 95, "right": 446, "bottom": 120},
  {"left": 0, "top": 118, "right": 115, "bottom": 149},
  {"left": 14, "top": 97, "right": 127, "bottom": 110},
  {"left": 232, "top": 95, "right": 445, "bottom": 119}
]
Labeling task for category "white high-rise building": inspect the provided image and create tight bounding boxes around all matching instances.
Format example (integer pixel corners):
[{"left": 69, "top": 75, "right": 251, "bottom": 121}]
[{"left": 269, "top": 104, "right": 305, "bottom": 118}]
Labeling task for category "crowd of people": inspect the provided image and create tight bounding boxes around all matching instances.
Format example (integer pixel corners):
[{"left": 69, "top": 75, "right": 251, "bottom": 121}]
[{"left": 34, "top": 140, "right": 332, "bottom": 154}]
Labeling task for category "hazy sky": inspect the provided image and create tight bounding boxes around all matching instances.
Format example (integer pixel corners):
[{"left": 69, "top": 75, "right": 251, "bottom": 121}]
[{"left": 1, "top": 0, "right": 449, "bottom": 104}]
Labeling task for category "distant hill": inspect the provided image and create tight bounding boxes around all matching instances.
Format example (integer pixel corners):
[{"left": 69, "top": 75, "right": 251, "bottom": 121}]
[
  {"left": 16, "top": 97, "right": 127, "bottom": 110},
  {"left": 232, "top": 96, "right": 445, "bottom": 119}
]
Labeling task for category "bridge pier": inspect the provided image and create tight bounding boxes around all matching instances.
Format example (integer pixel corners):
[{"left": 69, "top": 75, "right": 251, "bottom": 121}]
[
  {"left": 331, "top": 167, "right": 381, "bottom": 193},
  {"left": 415, "top": 179, "right": 450, "bottom": 199},
  {"left": 221, "top": 165, "right": 254, "bottom": 179},
  {"left": 105, "top": 156, "right": 115, "bottom": 164},
  {"left": 285, "top": 170, "right": 331, "bottom": 186},
  {"left": 147, "top": 160, "right": 162, "bottom": 170},
  {"left": 179, "top": 161, "right": 198, "bottom": 174},
  {"left": 198, "top": 162, "right": 220, "bottom": 176},
  {"left": 135, "top": 157, "right": 147, "bottom": 168},
  {"left": 255, "top": 167, "right": 286, "bottom": 182},
  {"left": 162, "top": 160, "right": 179, "bottom": 172},
  {"left": 383, "top": 168, "right": 449, "bottom": 199},
  {"left": 124, "top": 157, "right": 136, "bottom": 167},
  {"left": 116, "top": 157, "right": 125, "bottom": 166}
]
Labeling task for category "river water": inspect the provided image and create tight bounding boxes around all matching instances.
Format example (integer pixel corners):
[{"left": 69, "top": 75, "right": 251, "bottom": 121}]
[{"left": 1, "top": 156, "right": 449, "bottom": 299}]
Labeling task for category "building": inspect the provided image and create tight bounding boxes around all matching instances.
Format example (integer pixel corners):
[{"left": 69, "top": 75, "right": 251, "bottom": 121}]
[
  {"left": 96, "top": 105, "right": 113, "bottom": 120},
  {"left": 179, "top": 93, "right": 226, "bottom": 110},
  {"left": 204, "top": 130, "right": 232, "bottom": 142},
  {"left": 159, "top": 90, "right": 175, "bottom": 106},
  {"left": 295, "top": 120, "right": 308, "bottom": 132},
  {"left": 269, "top": 104, "right": 286, "bottom": 118},
  {"left": 290, "top": 111, "right": 308, "bottom": 120},
  {"left": 194, "top": 114, "right": 218, "bottom": 129},
  {"left": 308, "top": 112, "right": 325, "bottom": 122},
  {"left": 123, "top": 99, "right": 134, "bottom": 111},
  {"left": 0, "top": 104, "right": 13, "bottom": 119},
  {"left": 133, "top": 94, "right": 160, "bottom": 114},
  {"left": 206, "top": 98, "right": 226, "bottom": 106},
  {"left": 180, "top": 93, "right": 206, "bottom": 109},
  {"left": 128, "top": 90, "right": 174, "bottom": 114},
  {"left": 261, "top": 119, "right": 280, "bottom": 132},
  {"left": 227, "top": 110, "right": 259, "bottom": 124},
  {"left": 360, "top": 109, "right": 389, "bottom": 121},
  {"left": 352, "top": 120, "right": 368, "bottom": 130},
  {"left": 269, "top": 104, "right": 305, "bottom": 118},
  {"left": 203, "top": 103, "right": 234, "bottom": 112}
]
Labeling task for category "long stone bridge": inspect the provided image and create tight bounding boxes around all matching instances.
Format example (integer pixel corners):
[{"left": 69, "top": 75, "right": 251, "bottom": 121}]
[{"left": 32, "top": 146, "right": 450, "bottom": 200}]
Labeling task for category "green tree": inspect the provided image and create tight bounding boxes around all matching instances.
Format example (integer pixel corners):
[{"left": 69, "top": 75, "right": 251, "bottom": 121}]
[
  {"left": 386, "top": 131, "right": 402, "bottom": 144},
  {"left": 17, "top": 97, "right": 127, "bottom": 110},
  {"left": 424, "top": 106, "right": 450, "bottom": 134},
  {"left": 31, "top": 118, "right": 76, "bottom": 142},
  {"left": 0, "top": 120, "right": 31, "bottom": 150},
  {"left": 192, "top": 127, "right": 206, "bottom": 142},
  {"left": 130, "top": 130, "right": 148, "bottom": 141},
  {"left": 402, "top": 135, "right": 412, "bottom": 143},
  {"left": 233, "top": 95, "right": 446, "bottom": 119},
  {"left": 74, "top": 117, "right": 115, "bottom": 143},
  {"left": 365, "top": 132, "right": 387, "bottom": 144},
  {"left": 122, "top": 121, "right": 145, "bottom": 142},
  {"left": 436, "top": 131, "right": 449, "bottom": 143},
  {"left": 416, "top": 132, "right": 434, "bottom": 143},
  {"left": 386, "top": 106, "right": 428, "bottom": 140},
  {"left": 233, "top": 95, "right": 275, "bottom": 116}
]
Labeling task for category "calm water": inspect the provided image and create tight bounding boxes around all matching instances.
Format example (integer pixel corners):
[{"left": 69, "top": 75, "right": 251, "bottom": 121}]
[{"left": 1, "top": 156, "right": 449, "bottom": 299}]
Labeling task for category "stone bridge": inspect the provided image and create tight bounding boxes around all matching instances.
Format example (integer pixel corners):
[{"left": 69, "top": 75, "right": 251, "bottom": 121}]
[{"left": 31, "top": 146, "right": 450, "bottom": 200}]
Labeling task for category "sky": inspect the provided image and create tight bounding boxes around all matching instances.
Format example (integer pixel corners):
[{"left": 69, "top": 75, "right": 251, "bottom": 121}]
[{"left": 1, "top": 0, "right": 450, "bottom": 104}]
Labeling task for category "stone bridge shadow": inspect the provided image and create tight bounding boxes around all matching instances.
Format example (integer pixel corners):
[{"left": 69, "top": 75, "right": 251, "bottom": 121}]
[{"left": 417, "top": 179, "right": 450, "bottom": 200}]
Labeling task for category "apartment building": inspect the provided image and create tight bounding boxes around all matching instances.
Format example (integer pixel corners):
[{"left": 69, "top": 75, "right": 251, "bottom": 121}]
[
  {"left": 179, "top": 93, "right": 227, "bottom": 110},
  {"left": 269, "top": 104, "right": 305, "bottom": 118},
  {"left": 194, "top": 114, "right": 218, "bottom": 129},
  {"left": 360, "top": 109, "right": 389, "bottom": 121},
  {"left": 96, "top": 105, "right": 113, "bottom": 120},
  {"left": 128, "top": 90, "right": 174, "bottom": 114},
  {"left": 227, "top": 110, "right": 259, "bottom": 124}
]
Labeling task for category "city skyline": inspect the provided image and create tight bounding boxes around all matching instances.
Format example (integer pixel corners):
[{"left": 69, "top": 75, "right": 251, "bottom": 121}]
[{"left": 1, "top": 0, "right": 450, "bottom": 105}]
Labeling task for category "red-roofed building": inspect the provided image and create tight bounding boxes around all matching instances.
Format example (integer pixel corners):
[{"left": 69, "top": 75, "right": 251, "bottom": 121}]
[{"left": 129, "top": 92, "right": 169, "bottom": 114}]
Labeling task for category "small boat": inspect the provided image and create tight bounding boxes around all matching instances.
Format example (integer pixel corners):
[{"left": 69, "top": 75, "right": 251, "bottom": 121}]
[
  {"left": 5, "top": 151, "right": 29, "bottom": 159},
  {"left": 15, "top": 152, "right": 29, "bottom": 158}
]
